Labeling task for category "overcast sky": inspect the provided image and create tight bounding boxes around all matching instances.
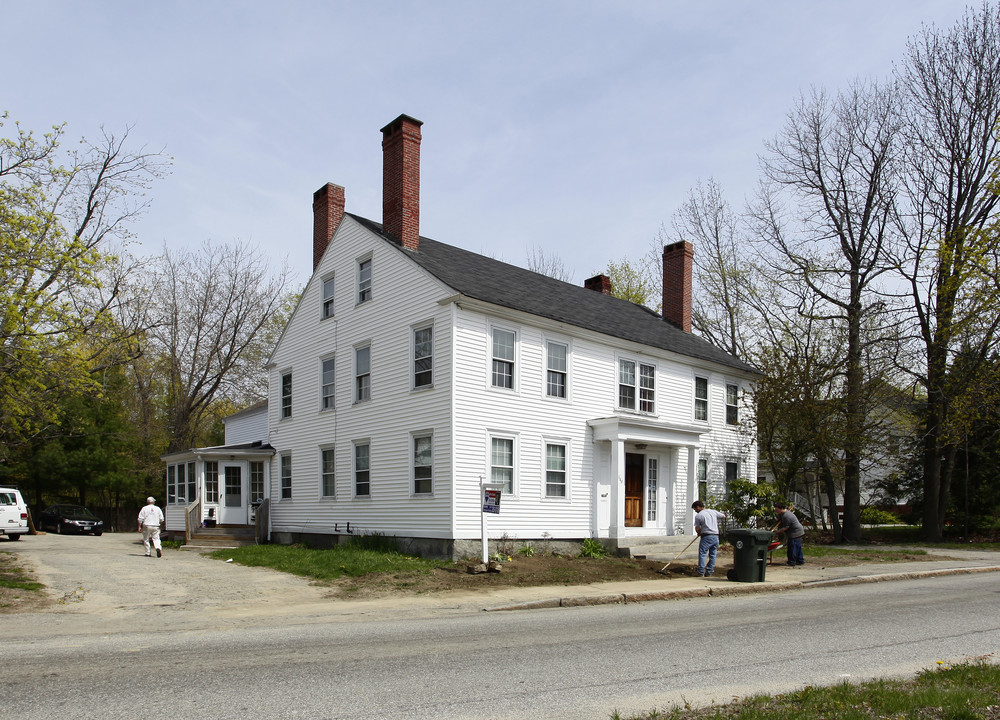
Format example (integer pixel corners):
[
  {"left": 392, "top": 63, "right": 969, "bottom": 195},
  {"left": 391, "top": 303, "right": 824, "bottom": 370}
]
[{"left": 3, "top": 1, "right": 972, "bottom": 286}]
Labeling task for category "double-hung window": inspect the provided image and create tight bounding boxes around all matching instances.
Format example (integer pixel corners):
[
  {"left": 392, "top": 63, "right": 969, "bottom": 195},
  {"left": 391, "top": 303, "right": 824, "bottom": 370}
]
[
  {"left": 357, "top": 257, "right": 372, "bottom": 303},
  {"left": 490, "top": 436, "right": 514, "bottom": 493},
  {"left": 322, "top": 275, "right": 335, "bottom": 319},
  {"left": 321, "top": 448, "right": 336, "bottom": 497},
  {"left": 491, "top": 328, "right": 515, "bottom": 389},
  {"left": 413, "top": 435, "right": 432, "bottom": 494},
  {"left": 726, "top": 383, "right": 739, "bottom": 425},
  {"left": 354, "top": 443, "right": 370, "bottom": 497},
  {"left": 321, "top": 358, "right": 336, "bottom": 410},
  {"left": 726, "top": 460, "right": 739, "bottom": 483},
  {"left": 280, "top": 454, "right": 292, "bottom": 499},
  {"left": 544, "top": 443, "right": 566, "bottom": 498},
  {"left": 281, "top": 372, "right": 292, "bottom": 418},
  {"left": 355, "top": 346, "right": 371, "bottom": 403},
  {"left": 698, "top": 458, "right": 708, "bottom": 501},
  {"left": 618, "top": 359, "right": 655, "bottom": 412},
  {"left": 695, "top": 376, "right": 709, "bottom": 421},
  {"left": 413, "top": 327, "right": 432, "bottom": 388},
  {"left": 546, "top": 341, "right": 567, "bottom": 398}
]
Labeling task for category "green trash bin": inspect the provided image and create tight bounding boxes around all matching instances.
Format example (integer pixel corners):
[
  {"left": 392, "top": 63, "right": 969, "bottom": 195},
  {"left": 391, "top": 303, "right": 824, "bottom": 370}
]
[{"left": 726, "top": 528, "right": 773, "bottom": 582}]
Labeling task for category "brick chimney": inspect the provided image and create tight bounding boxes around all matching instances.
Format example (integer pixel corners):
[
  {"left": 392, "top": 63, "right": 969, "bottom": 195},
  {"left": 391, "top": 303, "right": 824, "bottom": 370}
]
[
  {"left": 662, "top": 241, "right": 694, "bottom": 332},
  {"left": 381, "top": 114, "right": 423, "bottom": 251},
  {"left": 584, "top": 274, "right": 612, "bottom": 294},
  {"left": 312, "top": 183, "right": 345, "bottom": 270}
]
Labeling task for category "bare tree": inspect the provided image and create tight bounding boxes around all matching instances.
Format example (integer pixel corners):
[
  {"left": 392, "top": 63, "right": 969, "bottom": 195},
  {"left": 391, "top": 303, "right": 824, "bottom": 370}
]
[
  {"left": 147, "top": 241, "right": 293, "bottom": 452},
  {"left": 895, "top": 2, "right": 1000, "bottom": 541},
  {"left": 524, "top": 245, "right": 574, "bottom": 282}
]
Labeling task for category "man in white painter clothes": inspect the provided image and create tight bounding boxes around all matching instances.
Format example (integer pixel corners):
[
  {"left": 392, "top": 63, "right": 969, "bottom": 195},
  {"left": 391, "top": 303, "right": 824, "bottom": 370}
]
[{"left": 137, "top": 497, "right": 165, "bottom": 558}]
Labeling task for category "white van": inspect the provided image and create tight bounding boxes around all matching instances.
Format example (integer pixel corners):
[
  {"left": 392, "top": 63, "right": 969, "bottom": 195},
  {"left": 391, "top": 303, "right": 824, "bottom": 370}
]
[{"left": 0, "top": 486, "right": 29, "bottom": 540}]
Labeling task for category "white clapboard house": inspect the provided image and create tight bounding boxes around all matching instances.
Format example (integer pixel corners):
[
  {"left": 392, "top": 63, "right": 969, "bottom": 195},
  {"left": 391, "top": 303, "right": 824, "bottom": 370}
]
[{"left": 164, "top": 114, "right": 759, "bottom": 558}]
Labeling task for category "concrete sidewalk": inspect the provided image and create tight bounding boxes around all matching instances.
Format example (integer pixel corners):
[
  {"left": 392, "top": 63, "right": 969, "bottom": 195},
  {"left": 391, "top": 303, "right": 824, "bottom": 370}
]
[{"left": 481, "top": 548, "right": 1000, "bottom": 612}]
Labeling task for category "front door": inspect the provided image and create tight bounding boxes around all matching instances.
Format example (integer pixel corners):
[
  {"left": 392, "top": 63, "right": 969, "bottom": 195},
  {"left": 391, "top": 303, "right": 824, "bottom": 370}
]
[
  {"left": 625, "top": 452, "right": 644, "bottom": 527},
  {"left": 218, "top": 464, "right": 246, "bottom": 525}
]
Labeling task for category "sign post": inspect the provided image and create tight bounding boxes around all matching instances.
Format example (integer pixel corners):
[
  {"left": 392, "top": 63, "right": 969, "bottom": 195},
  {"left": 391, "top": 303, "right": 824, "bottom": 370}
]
[{"left": 480, "top": 478, "right": 503, "bottom": 563}]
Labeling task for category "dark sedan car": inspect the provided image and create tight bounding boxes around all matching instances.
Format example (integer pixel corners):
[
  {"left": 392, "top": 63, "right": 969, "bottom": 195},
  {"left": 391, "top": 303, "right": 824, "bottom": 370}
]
[{"left": 38, "top": 504, "right": 105, "bottom": 535}]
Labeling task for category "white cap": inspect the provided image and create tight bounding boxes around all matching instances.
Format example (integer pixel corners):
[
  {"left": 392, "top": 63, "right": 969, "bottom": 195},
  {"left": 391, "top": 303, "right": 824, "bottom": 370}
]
[{"left": 146, "top": 497, "right": 156, "bottom": 503}]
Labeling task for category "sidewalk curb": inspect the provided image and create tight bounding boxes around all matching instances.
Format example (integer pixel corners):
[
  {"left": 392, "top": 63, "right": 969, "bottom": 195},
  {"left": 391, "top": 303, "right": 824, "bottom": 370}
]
[{"left": 482, "top": 565, "right": 1000, "bottom": 612}]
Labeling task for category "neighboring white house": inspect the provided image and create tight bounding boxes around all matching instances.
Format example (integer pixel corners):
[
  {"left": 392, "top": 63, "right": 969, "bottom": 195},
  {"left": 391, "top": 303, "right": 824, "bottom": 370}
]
[{"left": 254, "top": 114, "right": 759, "bottom": 559}]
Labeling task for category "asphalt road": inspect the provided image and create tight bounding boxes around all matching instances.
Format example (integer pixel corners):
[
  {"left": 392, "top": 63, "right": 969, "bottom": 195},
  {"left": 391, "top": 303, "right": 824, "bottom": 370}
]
[{"left": 3, "top": 532, "right": 999, "bottom": 719}]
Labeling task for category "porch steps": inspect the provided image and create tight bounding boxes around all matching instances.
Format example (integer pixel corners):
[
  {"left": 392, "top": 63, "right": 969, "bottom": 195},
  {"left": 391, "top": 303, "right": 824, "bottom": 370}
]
[
  {"left": 181, "top": 526, "right": 257, "bottom": 551},
  {"left": 618, "top": 536, "right": 699, "bottom": 561}
]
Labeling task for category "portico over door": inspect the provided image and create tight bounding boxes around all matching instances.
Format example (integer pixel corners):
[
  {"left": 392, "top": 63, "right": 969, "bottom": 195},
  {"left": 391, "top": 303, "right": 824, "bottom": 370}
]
[{"left": 219, "top": 464, "right": 246, "bottom": 525}]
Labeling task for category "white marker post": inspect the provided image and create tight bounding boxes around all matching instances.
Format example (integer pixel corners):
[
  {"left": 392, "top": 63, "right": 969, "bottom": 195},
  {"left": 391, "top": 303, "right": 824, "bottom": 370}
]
[{"left": 480, "top": 477, "right": 503, "bottom": 563}]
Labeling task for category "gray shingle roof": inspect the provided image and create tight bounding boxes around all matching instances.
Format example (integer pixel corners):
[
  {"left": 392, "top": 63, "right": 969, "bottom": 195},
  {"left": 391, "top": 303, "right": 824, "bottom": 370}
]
[{"left": 349, "top": 214, "right": 758, "bottom": 375}]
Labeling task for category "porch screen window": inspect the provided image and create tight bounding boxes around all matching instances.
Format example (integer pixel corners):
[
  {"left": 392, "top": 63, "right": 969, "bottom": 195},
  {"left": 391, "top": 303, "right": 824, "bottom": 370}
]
[
  {"left": 355, "top": 346, "right": 371, "bottom": 403},
  {"left": 545, "top": 443, "right": 566, "bottom": 498},
  {"left": 413, "top": 436, "right": 432, "bottom": 494},
  {"left": 647, "top": 458, "right": 658, "bottom": 522},
  {"left": 187, "top": 462, "right": 196, "bottom": 504},
  {"left": 175, "top": 463, "right": 186, "bottom": 503},
  {"left": 205, "top": 461, "right": 219, "bottom": 503},
  {"left": 281, "top": 372, "right": 292, "bottom": 418},
  {"left": 491, "top": 328, "right": 515, "bottom": 389},
  {"left": 224, "top": 466, "right": 241, "bottom": 507},
  {"left": 413, "top": 327, "right": 432, "bottom": 388},
  {"left": 357, "top": 257, "right": 372, "bottom": 303},
  {"left": 726, "top": 383, "right": 739, "bottom": 425},
  {"left": 321, "top": 358, "right": 336, "bottom": 410},
  {"left": 695, "top": 376, "right": 708, "bottom": 421},
  {"left": 250, "top": 462, "right": 264, "bottom": 503},
  {"left": 546, "top": 341, "right": 567, "bottom": 398},
  {"left": 321, "top": 448, "right": 336, "bottom": 497},
  {"left": 355, "top": 443, "right": 370, "bottom": 497},
  {"left": 322, "top": 276, "right": 335, "bottom": 318},
  {"left": 281, "top": 455, "right": 292, "bottom": 499},
  {"left": 166, "top": 465, "right": 176, "bottom": 505},
  {"left": 491, "top": 437, "right": 514, "bottom": 493},
  {"left": 619, "top": 360, "right": 654, "bottom": 411}
]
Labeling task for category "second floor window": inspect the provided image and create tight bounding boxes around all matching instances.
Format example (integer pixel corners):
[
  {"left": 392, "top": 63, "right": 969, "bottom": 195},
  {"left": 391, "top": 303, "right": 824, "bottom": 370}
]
[
  {"left": 321, "top": 358, "right": 336, "bottom": 410},
  {"left": 322, "top": 276, "right": 335, "bottom": 318},
  {"left": 546, "top": 341, "right": 567, "bottom": 398},
  {"left": 726, "top": 383, "right": 739, "bottom": 425},
  {"left": 618, "top": 359, "right": 655, "bottom": 412},
  {"left": 281, "top": 372, "right": 292, "bottom": 418},
  {"left": 695, "top": 376, "right": 708, "bottom": 421},
  {"left": 491, "top": 328, "right": 515, "bottom": 389},
  {"left": 355, "top": 346, "right": 371, "bottom": 402},
  {"left": 413, "top": 327, "right": 432, "bottom": 388},
  {"left": 357, "top": 257, "right": 372, "bottom": 303}
]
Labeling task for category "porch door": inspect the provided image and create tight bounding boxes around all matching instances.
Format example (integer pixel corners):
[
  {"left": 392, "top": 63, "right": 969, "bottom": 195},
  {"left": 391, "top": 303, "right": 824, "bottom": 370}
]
[
  {"left": 625, "top": 452, "right": 644, "bottom": 527},
  {"left": 219, "top": 464, "right": 246, "bottom": 525}
]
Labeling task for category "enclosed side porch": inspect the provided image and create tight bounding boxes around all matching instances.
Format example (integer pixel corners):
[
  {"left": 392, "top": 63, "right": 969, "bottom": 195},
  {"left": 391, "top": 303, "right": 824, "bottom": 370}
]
[{"left": 161, "top": 442, "right": 274, "bottom": 540}]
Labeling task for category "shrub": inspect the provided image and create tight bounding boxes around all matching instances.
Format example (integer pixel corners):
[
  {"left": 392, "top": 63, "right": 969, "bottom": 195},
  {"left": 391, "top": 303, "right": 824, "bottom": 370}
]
[
  {"left": 579, "top": 537, "right": 607, "bottom": 558},
  {"left": 861, "top": 506, "right": 901, "bottom": 526}
]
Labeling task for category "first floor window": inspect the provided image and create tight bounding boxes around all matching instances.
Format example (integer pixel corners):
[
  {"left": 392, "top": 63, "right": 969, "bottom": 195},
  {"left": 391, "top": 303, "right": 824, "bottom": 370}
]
[
  {"left": 205, "top": 461, "right": 219, "bottom": 503},
  {"left": 413, "top": 435, "right": 432, "bottom": 494},
  {"left": 281, "top": 455, "right": 292, "bottom": 499},
  {"left": 545, "top": 443, "right": 566, "bottom": 498},
  {"left": 187, "top": 462, "right": 196, "bottom": 504},
  {"left": 321, "top": 448, "right": 336, "bottom": 497},
  {"left": 250, "top": 462, "right": 264, "bottom": 503},
  {"left": 695, "top": 376, "right": 708, "bottom": 421},
  {"left": 167, "top": 465, "right": 176, "bottom": 505},
  {"left": 355, "top": 443, "right": 370, "bottom": 497},
  {"left": 726, "top": 383, "right": 739, "bottom": 425},
  {"left": 726, "top": 461, "right": 739, "bottom": 483},
  {"left": 491, "top": 436, "right": 514, "bottom": 493},
  {"left": 175, "top": 463, "right": 187, "bottom": 503}
]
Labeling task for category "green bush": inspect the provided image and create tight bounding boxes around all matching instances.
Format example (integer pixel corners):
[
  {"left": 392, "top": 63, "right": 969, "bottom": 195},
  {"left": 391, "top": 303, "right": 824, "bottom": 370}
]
[
  {"left": 860, "top": 507, "right": 901, "bottom": 526},
  {"left": 579, "top": 537, "right": 607, "bottom": 558}
]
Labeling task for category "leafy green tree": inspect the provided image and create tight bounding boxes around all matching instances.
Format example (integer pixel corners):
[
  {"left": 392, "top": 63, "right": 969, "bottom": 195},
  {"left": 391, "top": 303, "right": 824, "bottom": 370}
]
[{"left": 603, "top": 257, "right": 658, "bottom": 308}]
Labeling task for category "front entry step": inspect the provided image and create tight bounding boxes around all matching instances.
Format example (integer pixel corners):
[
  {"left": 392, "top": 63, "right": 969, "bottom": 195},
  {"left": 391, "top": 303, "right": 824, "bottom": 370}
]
[
  {"left": 181, "top": 526, "right": 257, "bottom": 551},
  {"left": 617, "top": 536, "right": 698, "bottom": 560}
]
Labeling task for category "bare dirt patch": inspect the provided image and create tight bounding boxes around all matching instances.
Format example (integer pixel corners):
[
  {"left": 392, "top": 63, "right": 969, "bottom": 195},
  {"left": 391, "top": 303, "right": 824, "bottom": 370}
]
[
  {"left": 320, "top": 544, "right": 934, "bottom": 600},
  {"left": 0, "top": 547, "right": 52, "bottom": 614}
]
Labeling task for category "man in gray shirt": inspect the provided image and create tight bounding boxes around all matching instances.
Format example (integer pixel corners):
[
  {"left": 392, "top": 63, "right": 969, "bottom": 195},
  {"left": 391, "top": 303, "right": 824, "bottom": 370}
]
[
  {"left": 692, "top": 500, "right": 726, "bottom": 577},
  {"left": 774, "top": 502, "right": 805, "bottom": 566}
]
